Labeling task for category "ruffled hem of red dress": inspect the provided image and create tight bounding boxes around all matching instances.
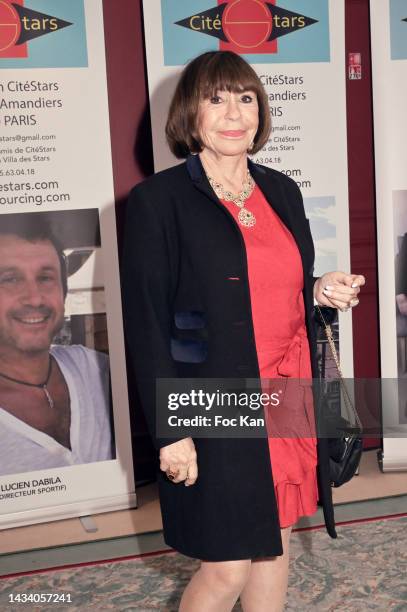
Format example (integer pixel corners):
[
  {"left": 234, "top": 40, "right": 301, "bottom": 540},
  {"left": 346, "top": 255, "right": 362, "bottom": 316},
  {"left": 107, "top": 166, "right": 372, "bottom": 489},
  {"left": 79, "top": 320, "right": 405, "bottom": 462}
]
[{"left": 274, "top": 466, "right": 319, "bottom": 528}]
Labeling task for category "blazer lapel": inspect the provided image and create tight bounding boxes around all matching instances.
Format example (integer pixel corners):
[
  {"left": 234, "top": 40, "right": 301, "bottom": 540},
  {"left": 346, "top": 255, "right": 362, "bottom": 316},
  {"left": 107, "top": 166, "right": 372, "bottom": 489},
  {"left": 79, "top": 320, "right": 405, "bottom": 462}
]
[
  {"left": 186, "top": 153, "right": 224, "bottom": 206},
  {"left": 247, "top": 160, "right": 294, "bottom": 233}
]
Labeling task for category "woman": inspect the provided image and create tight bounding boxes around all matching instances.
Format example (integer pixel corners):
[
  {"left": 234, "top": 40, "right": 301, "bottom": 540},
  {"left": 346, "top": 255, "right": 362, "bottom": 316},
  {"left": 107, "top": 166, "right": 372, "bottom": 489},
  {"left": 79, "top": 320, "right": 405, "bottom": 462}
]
[{"left": 122, "top": 51, "right": 365, "bottom": 612}]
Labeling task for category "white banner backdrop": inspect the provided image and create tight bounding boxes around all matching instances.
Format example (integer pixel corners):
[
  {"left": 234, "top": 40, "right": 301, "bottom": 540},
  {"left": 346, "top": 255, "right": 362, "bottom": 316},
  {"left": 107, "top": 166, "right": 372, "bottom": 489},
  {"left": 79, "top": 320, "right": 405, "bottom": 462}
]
[
  {"left": 370, "top": 0, "right": 407, "bottom": 470},
  {"left": 0, "top": 0, "right": 136, "bottom": 528},
  {"left": 142, "top": 0, "right": 353, "bottom": 376}
]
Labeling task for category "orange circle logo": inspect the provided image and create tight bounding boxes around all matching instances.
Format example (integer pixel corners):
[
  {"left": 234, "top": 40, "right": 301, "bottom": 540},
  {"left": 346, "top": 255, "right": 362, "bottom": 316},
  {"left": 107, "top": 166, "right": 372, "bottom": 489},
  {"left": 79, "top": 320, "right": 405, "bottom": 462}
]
[
  {"left": 223, "top": 0, "right": 272, "bottom": 49},
  {"left": 0, "top": 1, "right": 20, "bottom": 52}
]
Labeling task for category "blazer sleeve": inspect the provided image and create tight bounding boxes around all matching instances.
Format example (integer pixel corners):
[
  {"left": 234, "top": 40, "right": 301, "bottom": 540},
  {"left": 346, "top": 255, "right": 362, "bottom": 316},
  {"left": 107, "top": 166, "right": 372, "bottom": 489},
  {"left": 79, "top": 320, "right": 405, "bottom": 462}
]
[{"left": 121, "top": 185, "right": 185, "bottom": 451}]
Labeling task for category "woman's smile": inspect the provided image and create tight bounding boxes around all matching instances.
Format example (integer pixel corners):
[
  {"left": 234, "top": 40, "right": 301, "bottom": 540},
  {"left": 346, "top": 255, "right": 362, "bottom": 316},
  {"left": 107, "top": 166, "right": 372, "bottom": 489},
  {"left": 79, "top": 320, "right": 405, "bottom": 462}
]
[{"left": 218, "top": 130, "right": 246, "bottom": 138}]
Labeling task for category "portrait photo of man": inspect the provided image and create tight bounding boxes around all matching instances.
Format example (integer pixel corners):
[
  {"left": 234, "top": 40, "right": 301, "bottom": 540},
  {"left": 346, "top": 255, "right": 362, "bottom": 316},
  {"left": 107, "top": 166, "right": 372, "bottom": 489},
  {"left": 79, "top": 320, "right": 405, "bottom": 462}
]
[{"left": 0, "top": 211, "right": 114, "bottom": 477}]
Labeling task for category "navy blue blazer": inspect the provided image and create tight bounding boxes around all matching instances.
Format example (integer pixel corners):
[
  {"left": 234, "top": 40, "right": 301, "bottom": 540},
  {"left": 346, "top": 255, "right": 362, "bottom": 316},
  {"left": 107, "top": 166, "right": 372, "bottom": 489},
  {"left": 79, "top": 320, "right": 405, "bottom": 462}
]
[{"left": 121, "top": 153, "right": 336, "bottom": 561}]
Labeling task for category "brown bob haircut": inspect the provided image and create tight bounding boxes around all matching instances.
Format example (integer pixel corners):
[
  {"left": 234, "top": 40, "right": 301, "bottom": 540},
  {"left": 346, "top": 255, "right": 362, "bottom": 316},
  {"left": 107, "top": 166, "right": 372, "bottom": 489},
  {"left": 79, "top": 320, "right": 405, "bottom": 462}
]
[{"left": 165, "top": 51, "right": 271, "bottom": 159}]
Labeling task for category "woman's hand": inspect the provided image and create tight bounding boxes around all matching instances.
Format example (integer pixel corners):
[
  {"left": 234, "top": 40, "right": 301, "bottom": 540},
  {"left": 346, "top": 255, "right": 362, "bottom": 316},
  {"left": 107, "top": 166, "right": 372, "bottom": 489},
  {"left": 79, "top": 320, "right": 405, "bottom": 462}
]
[
  {"left": 160, "top": 437, "right": 198, "bottom": 486},
  {"left": 314, "top": 271, "right": 366, "bottom": 312}
]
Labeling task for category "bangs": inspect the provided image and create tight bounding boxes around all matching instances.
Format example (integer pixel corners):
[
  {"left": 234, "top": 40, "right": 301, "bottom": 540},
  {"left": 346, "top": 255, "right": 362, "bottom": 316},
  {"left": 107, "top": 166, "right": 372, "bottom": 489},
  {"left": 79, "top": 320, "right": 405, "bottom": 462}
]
[{"left": 197, "top": 55, "right": 261, "bottom": 99}]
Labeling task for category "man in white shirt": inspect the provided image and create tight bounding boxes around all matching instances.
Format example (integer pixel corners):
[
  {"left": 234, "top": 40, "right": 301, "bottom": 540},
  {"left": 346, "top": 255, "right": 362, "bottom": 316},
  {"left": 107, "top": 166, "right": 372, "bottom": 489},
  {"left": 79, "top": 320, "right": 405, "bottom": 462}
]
[{"left": 0, "top": 213, "right": 114, "bottom": 477}]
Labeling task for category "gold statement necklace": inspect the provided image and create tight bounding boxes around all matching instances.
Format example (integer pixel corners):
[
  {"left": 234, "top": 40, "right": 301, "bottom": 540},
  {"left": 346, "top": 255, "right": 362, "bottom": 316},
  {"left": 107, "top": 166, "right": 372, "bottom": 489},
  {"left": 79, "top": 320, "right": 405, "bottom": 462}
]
[{"left": 206, "top": 169, "right": 256, "bottom": 227}]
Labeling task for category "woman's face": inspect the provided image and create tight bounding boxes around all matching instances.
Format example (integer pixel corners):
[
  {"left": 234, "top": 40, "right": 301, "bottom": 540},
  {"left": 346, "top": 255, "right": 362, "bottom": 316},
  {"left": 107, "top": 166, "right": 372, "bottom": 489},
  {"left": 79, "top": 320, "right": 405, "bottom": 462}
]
[{"left": 197, "top": 89, "right": 259, "bottom": 157}]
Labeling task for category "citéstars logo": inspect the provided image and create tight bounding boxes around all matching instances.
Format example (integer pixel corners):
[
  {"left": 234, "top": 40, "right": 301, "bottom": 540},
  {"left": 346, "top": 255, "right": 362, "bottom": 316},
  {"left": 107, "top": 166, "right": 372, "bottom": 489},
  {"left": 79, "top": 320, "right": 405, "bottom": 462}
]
[
  {"left": 0, "top": 0, "right": 72, "bottom": 59},
  {"left": 0, "top": 0, "right": 87, "bottom": 68},
  {"left": 175, "top": 0, "right": 317, "bottom": 54},
  {"left": 161, "top": 0, "right": 330, "bottom": 65}
]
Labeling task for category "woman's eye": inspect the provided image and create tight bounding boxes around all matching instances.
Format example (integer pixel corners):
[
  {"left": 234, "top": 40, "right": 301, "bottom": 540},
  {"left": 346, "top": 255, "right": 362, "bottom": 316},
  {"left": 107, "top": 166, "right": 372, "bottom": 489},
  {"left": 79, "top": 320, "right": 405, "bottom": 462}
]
[
  {"left": 210, "top": 95, "right": 222, "bottom": 104},
  {"left": 241, "top": 94, "right": 254, "bottom": 103}
]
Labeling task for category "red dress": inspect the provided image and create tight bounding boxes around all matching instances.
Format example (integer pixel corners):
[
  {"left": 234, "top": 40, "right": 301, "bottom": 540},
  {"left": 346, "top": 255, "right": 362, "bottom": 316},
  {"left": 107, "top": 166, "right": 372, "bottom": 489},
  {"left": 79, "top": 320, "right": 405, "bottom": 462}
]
[{"left": 219, "top": 184, "right": 319, "bottom": 528}]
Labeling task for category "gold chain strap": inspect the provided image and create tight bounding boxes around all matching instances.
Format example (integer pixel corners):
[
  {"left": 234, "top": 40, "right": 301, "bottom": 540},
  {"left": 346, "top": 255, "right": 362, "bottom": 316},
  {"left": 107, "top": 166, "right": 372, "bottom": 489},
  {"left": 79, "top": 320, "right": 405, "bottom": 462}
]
[{"left": 316, "top": 306, "right": 362, "bottom": 430}]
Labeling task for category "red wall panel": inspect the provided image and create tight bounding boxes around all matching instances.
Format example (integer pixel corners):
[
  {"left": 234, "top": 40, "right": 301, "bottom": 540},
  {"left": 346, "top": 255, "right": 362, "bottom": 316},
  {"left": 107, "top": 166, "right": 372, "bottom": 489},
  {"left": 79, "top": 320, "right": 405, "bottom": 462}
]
[
  {"left": 102, "top": 0, "right": 156, "bottom": 480},
  {"left": 345, "top": 0, "right": 380, "bottom": 448}
]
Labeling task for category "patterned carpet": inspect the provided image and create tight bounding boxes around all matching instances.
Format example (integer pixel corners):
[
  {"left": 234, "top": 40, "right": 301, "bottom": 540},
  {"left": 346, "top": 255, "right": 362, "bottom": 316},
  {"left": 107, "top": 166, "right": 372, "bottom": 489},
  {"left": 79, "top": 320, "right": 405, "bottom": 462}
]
[{"left": 0, "top": 516, "right": 406, "bottom": 611}]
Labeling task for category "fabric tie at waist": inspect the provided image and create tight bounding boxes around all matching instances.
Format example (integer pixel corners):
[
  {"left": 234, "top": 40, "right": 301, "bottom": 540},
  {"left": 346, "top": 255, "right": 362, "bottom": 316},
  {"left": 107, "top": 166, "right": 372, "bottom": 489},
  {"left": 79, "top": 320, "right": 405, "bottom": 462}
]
[
  {"left": 276, "top": 327, "right": 311, "bottom": 383},
  {"left": 264, "top": 326, "right": 317, "bottom": 441},
  {"left": 266, "top": 326, "right": 318, "bottom": 483}
]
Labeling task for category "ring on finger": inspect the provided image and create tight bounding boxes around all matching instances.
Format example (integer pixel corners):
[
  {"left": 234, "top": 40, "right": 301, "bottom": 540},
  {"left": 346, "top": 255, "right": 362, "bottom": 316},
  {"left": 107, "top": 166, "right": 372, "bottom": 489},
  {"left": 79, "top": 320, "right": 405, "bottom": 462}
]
[{"left": 350, "top": 298, "right": 359, "bottom": 307}]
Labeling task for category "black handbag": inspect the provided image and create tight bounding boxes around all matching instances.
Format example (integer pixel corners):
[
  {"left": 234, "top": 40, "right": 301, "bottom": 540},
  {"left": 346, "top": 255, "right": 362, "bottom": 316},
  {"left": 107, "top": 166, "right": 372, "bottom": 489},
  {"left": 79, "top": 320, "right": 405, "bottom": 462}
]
[{"left": 315, "top": 306, "right": 363, "bottom": 487}]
